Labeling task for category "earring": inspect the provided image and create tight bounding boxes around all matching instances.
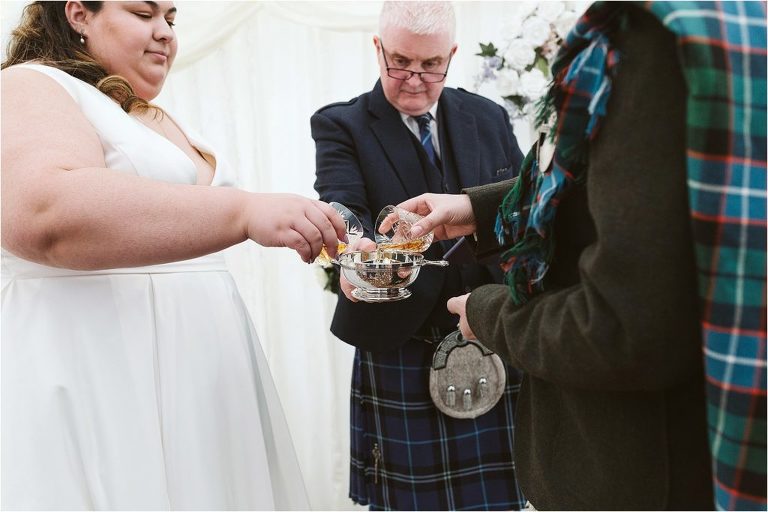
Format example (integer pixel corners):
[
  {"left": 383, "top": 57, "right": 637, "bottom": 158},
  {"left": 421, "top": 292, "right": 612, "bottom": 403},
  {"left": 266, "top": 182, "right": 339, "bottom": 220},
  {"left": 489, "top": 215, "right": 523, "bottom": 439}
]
[{"left": 80, "top": 31, "right": 85, "bottom": 45}]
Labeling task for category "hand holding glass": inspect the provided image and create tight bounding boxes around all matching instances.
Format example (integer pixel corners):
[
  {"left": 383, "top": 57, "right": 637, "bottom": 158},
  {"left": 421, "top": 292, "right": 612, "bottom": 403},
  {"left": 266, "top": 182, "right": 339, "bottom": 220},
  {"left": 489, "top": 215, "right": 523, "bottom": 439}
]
[
  {"left": 375, "top": 205, "right": 434, "bottom": 253},
  {"left": 315, "top": 202, "right": 363, "bottom": 265},
  {"left": 319, "top": 204, "right": 443, "bottom": 303}
]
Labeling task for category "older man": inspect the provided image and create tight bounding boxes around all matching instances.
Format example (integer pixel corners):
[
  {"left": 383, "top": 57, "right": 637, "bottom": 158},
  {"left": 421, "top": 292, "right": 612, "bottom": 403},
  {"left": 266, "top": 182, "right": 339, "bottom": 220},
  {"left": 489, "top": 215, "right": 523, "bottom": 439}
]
[{"left": 312, "top": 2, "right": 525, "bottom": 510}]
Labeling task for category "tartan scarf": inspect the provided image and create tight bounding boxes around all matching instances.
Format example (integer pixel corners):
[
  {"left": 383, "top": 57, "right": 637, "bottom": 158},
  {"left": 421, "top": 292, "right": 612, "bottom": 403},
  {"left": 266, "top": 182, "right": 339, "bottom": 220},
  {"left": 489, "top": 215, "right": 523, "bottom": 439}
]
[
  {"left": 496, "top": 2, "right": 767, "bottom": 510},
  {"left": 495, "top": 4, "right": 622, "bottom": 304}
]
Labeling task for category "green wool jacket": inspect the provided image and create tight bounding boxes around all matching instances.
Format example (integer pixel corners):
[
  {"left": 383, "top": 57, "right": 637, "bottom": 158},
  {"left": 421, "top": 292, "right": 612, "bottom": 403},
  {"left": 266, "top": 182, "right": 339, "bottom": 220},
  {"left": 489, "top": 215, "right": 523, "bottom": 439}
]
[{"left": 465, "top": 7, "right": 713, "bottom": 510}]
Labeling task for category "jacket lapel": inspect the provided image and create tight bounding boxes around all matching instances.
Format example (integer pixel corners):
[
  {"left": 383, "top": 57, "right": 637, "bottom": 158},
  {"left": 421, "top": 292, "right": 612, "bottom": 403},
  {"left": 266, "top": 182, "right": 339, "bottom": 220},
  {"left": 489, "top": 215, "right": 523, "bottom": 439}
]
[
  {"left": 369, "top": 81, "right": 429, "bottom": 199},
  {"left": 439, "top": 89, "right": 481, "bottom": 189}
]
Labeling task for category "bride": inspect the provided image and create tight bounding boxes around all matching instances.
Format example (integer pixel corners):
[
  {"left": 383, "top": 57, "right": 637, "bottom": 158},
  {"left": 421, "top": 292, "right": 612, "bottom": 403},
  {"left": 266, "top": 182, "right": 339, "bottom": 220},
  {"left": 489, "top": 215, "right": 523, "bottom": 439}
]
[{"left": 1, "top": 1, "right": 344, "bottom": 509}]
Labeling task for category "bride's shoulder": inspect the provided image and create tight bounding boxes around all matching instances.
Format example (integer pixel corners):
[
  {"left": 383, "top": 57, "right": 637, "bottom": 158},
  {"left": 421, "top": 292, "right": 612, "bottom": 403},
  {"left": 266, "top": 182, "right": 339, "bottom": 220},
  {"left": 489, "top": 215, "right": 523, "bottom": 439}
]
[
  {"left": 2, "top": 63, "right": 98, "bottom": 114},
  {"left": 2, "top": 63, "right": 90, "bottom": 131},
  {"left": 3, "top": 62, "right": 40, "bottom": 79},
  {"left": 3, "top": 63, "right": 70, "bottom": 94}
]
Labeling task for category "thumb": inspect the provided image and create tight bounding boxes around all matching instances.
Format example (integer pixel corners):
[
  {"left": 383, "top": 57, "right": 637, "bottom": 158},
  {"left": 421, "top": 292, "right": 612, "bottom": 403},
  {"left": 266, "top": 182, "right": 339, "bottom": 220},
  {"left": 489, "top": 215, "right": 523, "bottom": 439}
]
[
  {"left": 355, "top": 237, "right": 377, "bottom": 251},
  {"left": 410, "top": 213, "right": 440, "bottom": 238},
  {"left": 446, "top": 295, "right": 461, "bottom": 315}
]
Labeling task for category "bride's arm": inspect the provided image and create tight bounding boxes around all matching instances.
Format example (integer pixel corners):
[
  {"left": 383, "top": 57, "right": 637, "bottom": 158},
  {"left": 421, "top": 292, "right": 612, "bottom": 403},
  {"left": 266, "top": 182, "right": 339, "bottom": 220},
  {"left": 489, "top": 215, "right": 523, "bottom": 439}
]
[{"left": 1, "top": 67, "right": 344, "bottom": 270}]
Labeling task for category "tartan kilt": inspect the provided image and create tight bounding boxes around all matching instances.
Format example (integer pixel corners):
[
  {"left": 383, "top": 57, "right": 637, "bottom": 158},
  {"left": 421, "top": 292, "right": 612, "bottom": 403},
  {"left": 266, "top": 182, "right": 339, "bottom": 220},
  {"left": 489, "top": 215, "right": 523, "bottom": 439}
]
[{"left": 349, "top": 339, "right": 525, "bottom": 511}]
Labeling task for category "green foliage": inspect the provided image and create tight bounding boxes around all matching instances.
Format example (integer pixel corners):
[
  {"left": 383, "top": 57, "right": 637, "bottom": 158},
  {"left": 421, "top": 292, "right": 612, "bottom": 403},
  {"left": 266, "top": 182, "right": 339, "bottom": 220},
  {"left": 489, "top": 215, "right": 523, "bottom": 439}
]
[
  {"left": 476, "top": 42, "right": 500, "bottom": 57},
  {"left": 533, "top": 55, "right": 550, "bottom": 74},
  {"left": 322, "top": 265, "right": 340, "bottom": 294},
  {"left": 502, "top": 94, "right": 527, "bottom": 111}
]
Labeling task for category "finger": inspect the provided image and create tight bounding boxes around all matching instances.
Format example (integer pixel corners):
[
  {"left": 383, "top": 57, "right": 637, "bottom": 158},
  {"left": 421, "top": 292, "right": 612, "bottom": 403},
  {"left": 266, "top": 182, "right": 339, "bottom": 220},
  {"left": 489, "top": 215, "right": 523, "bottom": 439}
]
[
  {"left": 350, "top": 237, "right": 376, "bottom": 252},
  {"left": 409, "top": 209, "right": 445, "bottom": 239},
  {"left": 306, "top": 203, "right": 341, "bottom": 259},
  {"left": 307, "top": 204, "right": 341, "bottom": 260},
  {"left": 447, "top": 295, "right": 462, "bottom": 315},
  {"left": 397, "top": 194, "right": 432, "bottom": 217},
  {"left": 447, "top": 293, "right": 470, "bottom": 314},
  {"left": 377, "top": 211, "right": 399, "bottom": 234},
  {"left": 315, "top": 201, "right": 349, "bottom": 244},
  {"left": 360, "top": 238, "right": 377, "bottom": 251},
  {"left": 283, "top": 230, "right": 312, "bottom": 263},
  {"left": 459, "top": 318, "right": 477, "bottom": 341},
  {"left": 290, "top": 216, "right": 324, "bottom": 262}
]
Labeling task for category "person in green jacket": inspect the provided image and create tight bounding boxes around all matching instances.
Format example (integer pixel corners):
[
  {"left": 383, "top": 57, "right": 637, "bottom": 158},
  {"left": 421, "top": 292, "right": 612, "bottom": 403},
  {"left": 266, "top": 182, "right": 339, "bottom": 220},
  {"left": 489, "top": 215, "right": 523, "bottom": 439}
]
[{"left": 342, "top": 2, "right": 767, "bottom": 510}]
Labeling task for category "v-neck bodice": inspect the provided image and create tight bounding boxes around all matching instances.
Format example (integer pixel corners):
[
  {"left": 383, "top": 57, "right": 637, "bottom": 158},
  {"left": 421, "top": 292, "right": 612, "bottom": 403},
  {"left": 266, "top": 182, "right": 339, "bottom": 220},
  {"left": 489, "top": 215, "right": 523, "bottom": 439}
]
[{"left": 2, "top": 63, "right": 239, "bottom": 283}]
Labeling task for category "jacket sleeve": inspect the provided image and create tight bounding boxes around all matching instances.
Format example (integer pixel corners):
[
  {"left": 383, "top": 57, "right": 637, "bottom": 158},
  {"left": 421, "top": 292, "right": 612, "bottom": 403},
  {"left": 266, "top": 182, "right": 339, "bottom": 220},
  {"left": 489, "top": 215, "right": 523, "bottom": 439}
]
[
  {"left": 311, "top": 110, "right": 375, "bottom": 237},
  {"left": 466, "top": 7, "right": 702, "bottom": 392},
  {"left": 464, "top": 179, "right": 516, "bottom": 259}
]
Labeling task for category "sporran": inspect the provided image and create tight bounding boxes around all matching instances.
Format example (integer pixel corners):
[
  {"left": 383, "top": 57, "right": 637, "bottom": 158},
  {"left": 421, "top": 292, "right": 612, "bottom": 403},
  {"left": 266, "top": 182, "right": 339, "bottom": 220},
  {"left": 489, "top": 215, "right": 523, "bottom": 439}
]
[{"left": 429, "top": 330, "right": 506, "bottom": 419}]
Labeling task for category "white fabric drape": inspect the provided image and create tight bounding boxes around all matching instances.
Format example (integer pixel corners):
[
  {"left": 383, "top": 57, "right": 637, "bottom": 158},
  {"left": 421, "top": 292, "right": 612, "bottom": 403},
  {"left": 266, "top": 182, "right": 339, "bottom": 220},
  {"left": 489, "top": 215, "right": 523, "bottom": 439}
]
[
  {"left": 0, "top": 2, "right": 566, "bottom": 510},
  {"left": 157, "top": 7, "right": 382, "bottom": 510}
]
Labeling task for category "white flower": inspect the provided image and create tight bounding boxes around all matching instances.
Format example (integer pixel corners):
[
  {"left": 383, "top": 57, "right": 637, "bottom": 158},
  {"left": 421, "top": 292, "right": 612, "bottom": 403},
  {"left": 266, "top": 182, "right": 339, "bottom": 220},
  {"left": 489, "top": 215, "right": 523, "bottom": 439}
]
[
  {"left": 504, "top": 39, "right": 536, "bottom": 71},
  {"left": 474, "top": 2, "right": 587, "bottom": 122},
  {"left": 521, "top": 15, "right": 552, "bottom": 47},
  {"left": 500, "top": 19, "right": 523, "bottom": 40},
  {"left": 554, "top": 10, "right": 579, "bottom": 39},
  {"left": 476, "top": 80, "right": 502, "bottom": 104},
  {"left": 519, "top": 68, "right": 549, "bottom": 100},
  {"left": 513, "top": 1, "right": 539, "bottom": 20},
  {"left": 564, "top": 1, "right": 588, "bottom": 15},
  {"left": 536, "top": 2, "right": 566, "bottom": 22},
  {"left": 496, "top": 69, "right": 521, "bottom": 97},
  {"left": 521, "top": 102, "right": 537, "bottom": 117}
]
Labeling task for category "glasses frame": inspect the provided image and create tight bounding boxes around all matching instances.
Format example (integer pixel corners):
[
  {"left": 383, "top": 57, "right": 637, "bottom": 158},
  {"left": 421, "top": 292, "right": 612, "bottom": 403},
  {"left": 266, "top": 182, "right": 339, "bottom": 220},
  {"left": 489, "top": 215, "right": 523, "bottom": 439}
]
[{"left": 379, "top": 42, "right": 452, "bottom": 83}]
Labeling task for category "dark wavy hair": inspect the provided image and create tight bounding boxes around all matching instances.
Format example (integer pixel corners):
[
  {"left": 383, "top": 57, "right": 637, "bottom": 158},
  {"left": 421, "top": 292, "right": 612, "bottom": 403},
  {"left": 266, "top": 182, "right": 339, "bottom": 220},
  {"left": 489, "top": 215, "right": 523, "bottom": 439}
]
[{"left": 2, "top": 1, "right": 153, "bottom": 114}]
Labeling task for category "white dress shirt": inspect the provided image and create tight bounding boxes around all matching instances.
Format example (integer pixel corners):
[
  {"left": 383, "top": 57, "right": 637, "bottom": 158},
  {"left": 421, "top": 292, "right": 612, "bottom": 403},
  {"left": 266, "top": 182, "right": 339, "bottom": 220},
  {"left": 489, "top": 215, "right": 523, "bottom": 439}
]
[{"left": 400, "top": 103, "right": 441, "bottom": 160}]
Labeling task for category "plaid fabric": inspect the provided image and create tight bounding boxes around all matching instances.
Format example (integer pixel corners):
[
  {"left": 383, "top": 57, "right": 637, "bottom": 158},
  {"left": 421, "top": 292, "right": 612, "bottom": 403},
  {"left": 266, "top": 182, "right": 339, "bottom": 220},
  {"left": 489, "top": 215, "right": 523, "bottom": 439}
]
[
  {"left": 498, "top": 2, "right": 767, "bottom": 509},
  {"left": 349, "top": 340, "right": 524, "bottom": 511},
  {"left": 643, "top": 2, "right": 768, "bottom": 509},
  {"left": 495, "top": 5, "right": 622, "bottom": 304}
]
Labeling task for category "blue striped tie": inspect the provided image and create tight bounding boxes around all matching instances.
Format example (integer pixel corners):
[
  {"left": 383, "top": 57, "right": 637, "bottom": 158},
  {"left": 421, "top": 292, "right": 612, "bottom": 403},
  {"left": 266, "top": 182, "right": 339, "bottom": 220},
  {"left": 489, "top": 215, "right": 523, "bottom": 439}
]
[{"left": 415, "top": 113, "right": 437, "bottom": 167}]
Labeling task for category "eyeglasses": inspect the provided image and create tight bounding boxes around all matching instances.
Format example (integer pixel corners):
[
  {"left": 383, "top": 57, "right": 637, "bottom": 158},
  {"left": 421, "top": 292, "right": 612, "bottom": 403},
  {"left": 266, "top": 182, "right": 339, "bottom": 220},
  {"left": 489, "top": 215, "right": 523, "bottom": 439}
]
[{"left": 380, "top": 42, "right": 452, "bottom": 83}]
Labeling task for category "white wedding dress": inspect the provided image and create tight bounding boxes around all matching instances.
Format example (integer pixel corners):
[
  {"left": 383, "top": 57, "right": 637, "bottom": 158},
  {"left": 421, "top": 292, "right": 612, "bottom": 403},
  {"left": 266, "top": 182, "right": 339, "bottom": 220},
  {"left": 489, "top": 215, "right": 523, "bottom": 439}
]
[{"left": 1, "top": 64, "right": 309, "bottom": 511}]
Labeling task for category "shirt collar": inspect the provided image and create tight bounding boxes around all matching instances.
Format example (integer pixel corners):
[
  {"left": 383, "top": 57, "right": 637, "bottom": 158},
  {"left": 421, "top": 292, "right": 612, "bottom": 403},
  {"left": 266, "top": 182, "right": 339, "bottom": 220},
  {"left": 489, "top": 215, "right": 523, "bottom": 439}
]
[{"left": 399, "top": 102, "right": 439, "bottom": 125}]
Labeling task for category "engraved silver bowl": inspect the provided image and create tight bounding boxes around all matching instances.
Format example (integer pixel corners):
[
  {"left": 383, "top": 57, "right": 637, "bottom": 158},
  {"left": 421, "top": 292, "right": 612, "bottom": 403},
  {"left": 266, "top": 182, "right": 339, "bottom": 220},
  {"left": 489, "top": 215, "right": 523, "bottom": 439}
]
[{"left": 336, "top": 249, "right": 448, "bottom": 302}]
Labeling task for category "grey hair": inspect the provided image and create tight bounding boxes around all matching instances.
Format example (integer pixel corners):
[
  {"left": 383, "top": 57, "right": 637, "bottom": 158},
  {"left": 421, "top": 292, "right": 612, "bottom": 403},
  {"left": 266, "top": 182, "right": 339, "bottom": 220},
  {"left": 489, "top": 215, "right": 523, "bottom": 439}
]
[{"left": 379, "top": 1, "right": 456, "bottom": 41}]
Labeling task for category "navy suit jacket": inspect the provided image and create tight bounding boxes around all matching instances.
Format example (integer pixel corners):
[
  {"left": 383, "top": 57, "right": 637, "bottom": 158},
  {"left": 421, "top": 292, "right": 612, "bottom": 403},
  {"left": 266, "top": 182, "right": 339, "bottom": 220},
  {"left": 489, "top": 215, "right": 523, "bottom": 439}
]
[{"left": 312, "top": 80, "right": 523, "bottom": 352}]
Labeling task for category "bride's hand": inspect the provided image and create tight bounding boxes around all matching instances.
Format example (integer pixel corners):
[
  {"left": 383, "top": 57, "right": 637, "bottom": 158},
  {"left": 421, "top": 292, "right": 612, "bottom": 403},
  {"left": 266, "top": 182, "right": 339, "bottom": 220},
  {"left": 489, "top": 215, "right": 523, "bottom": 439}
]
[
  {"left": 244, "top": 194, "right": 348, "bottom": 263},
  {"left": 339, "top": 237, "right": 377, "bottom": 302}
]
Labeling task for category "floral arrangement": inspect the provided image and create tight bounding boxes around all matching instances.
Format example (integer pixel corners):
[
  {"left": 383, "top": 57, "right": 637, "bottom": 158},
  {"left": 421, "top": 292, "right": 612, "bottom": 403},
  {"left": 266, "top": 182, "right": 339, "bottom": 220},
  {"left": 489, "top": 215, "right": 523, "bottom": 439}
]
[{"left": 475, "top": 2, "right": 583, "bottom": 122}]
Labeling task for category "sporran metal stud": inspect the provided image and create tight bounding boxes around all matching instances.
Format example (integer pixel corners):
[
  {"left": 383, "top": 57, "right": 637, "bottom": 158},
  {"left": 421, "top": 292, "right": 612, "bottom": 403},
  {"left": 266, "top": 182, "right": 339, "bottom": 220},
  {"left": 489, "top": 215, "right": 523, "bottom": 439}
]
[
  {"left": 446, "top": 385, "right": 456, "bottom": 407},
  {"left": 479, "top": 377, "right": 488, "bottom": 399},
  {"left": 462, "top": 389, "right": 472, "bottom": 410}
]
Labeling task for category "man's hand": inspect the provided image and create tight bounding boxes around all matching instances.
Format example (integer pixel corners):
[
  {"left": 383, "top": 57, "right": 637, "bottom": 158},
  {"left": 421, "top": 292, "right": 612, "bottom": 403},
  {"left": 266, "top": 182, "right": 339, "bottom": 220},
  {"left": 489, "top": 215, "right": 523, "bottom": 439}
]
[
  {"left": 339, "top": 237, "right": 377, "bottom": 302},
  {"left": 396, "top": 193, "right": 477, "bottom": 241},
  {"left": 447, "top": 293, "right": 477, "bottom": 340}
]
